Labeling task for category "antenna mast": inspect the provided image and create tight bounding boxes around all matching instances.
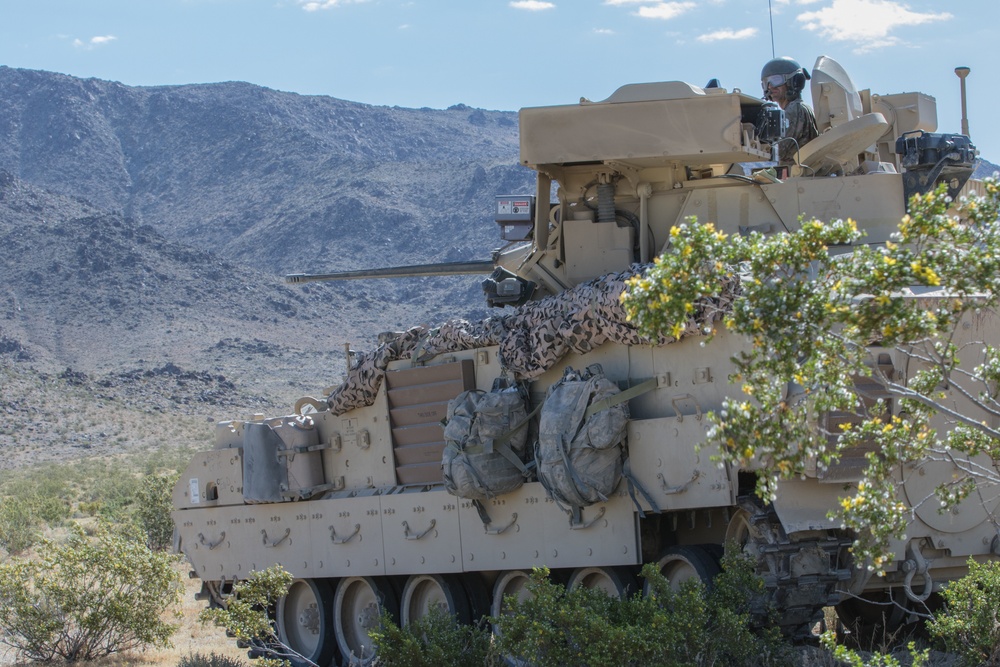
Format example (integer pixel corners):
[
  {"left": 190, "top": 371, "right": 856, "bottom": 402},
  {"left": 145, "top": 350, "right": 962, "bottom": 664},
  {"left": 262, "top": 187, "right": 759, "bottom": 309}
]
[{"left": 768, "top": 0, "right": 775, "bottom": 58}]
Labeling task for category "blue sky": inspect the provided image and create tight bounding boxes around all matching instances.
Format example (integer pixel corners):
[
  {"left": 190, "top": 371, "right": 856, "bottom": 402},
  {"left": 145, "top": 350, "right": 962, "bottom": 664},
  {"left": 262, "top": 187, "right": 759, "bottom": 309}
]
[{"left": 1, "top": 0, "right": 997, "bottom": 161}]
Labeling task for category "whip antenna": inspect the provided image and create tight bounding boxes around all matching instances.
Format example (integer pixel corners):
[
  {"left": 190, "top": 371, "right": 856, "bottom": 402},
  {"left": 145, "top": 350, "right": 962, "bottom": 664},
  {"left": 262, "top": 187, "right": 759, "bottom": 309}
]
[{"left": 768, "top": 0, "right": 775, "bottom": 58}]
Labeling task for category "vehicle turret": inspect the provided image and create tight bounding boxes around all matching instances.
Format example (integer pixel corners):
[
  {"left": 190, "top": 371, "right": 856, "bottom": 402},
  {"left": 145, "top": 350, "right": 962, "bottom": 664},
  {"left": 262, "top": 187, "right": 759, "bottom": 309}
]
[{"left": 290, "top": 56, "right": 975, "bottom": 308}]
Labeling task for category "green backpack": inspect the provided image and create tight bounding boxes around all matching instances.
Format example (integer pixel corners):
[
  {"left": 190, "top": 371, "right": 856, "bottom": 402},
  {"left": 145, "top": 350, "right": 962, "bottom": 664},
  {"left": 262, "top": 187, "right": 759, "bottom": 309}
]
[
  {"left": 441, "top": 379, "right": 533, "bottom": 503},
  {"left": 535, "top": 364, "right": 628, "bottom": 516}
]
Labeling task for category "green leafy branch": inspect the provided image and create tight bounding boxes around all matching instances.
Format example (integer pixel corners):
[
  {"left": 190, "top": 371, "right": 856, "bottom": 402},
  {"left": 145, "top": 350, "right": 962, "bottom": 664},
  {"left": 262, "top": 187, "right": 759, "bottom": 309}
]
[
  {"left": 621, "top": 178, "right": 1000, "bottom": 571},
  {"left": 199, "top": 566, "right": 317, "bottom": 667}
]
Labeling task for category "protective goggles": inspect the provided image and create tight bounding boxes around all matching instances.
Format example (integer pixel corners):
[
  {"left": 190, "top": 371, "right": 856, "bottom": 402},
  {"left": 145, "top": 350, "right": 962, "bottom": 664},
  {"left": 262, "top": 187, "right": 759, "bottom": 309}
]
[{"left": 761, "top": 74, "right": 787, "bottom": 90}]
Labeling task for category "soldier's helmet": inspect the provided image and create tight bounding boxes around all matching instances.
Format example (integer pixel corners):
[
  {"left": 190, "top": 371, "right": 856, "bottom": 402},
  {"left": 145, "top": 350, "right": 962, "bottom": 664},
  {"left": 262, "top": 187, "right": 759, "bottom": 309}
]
[{"left": 761, "top": 57, "right": 810, "bottom": 99}]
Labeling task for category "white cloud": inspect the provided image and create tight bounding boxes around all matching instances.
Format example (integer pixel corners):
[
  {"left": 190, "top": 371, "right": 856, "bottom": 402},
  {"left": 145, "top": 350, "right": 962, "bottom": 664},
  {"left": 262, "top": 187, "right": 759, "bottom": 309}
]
[
  {"left": 797, "top": 0, "right": 950, "bottom": 46},
  {"left": 593, "top": 27, "right": 616, "bottom": 34},
  {"left": 636, "top": 2, "right": 696, "bottom": 20},
  {"left": 510, "top": 0, "right": 555, "bottom": 9},
  {"left": 696, "top": 27, "right": 758, "bottom": 42},
  {"left": 398, "top": 23, "right": 410, "bottom": 29},
  {"left": 72, "top": 35, "right": 117, "bottom": 49},
  {"left": 299, "top": 0, "right": 368, "bottom": 10}
]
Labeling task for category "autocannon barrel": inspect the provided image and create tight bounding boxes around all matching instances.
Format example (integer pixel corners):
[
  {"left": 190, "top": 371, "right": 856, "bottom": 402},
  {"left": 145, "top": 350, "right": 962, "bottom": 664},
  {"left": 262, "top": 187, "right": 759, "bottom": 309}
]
[{"left": 285, "top": 259, "right": 495, "bottom": 284}]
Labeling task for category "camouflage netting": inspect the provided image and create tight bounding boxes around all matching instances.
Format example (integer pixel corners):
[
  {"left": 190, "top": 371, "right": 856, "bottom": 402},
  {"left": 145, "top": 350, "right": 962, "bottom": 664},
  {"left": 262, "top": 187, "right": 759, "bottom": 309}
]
[{"left": 325, "top": 265, "right": 739, "bottom": 416}]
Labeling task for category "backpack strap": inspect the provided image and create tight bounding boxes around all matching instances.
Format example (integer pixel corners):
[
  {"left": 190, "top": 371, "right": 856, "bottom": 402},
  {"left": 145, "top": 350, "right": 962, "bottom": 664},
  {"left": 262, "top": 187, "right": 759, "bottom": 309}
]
[
  {"left": 583, "top": 376, "right": 659, "bottom": 420},
  {"left": 493, "top": 440, "right": 535, "bottom": 476},
  {"left": 471, "top": 499, "right": 493, "bottom": 526},
  {"left": 491, "top": 401, "right": 543, "bottom": 448},
  {"left": 577, "top": 375, "right": 663, "bottom": 517},
  {"left": 558, "top": 432, "right": 609, "bottom": 506},
  {"left": 622, "top": 457, "right": 661, "bottom": 518},
  {"left": 487, "top": 401, "right": 543, "bottom": 478}
]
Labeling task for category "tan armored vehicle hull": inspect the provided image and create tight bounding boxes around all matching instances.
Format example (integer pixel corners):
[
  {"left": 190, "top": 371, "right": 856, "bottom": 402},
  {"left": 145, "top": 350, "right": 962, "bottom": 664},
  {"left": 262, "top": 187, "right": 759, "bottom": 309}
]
[{"left": 173, "top": 57, "right": 993, "bottom": 665}]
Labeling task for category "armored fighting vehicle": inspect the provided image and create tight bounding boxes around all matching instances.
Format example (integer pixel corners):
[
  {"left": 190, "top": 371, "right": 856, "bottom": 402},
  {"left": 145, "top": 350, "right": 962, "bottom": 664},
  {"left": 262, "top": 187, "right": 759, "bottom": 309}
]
[{"left": 172, "top": 56, "right": 993, "bottom": 665}]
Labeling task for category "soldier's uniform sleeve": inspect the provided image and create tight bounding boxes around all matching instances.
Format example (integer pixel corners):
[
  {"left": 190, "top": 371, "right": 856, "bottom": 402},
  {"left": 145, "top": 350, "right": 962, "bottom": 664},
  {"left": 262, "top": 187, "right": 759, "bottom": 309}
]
[{"left": 778, "top": 100, "right": 820, "bottom": 165}]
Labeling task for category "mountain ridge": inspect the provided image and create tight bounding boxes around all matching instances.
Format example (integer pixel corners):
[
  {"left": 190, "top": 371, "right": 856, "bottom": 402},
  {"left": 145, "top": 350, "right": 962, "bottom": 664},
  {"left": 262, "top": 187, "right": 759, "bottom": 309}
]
[{"left": 0, "top": 65, "right": 533, "bottom": 277}]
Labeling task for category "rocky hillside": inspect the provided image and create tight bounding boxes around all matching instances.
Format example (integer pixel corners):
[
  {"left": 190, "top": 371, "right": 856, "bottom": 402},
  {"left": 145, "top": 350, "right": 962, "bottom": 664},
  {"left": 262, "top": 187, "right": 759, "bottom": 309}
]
[
  {"left": 0, "top": 177, "right": 300, "bottom": 461},
  {"left": 0, "top": 168, "right": 492, "bottom": 468},
  {"left": 974, "top": 159, "right": 1000, "bottom": 178},
  {"left": 0, "top": 67, "right": 534, "bottom": 276},
  {"left": 0, "top": 166, "right": 492, "bottom": 369},
  {"left": 0, "top": 67, "right": 538, "bottom": 468}
]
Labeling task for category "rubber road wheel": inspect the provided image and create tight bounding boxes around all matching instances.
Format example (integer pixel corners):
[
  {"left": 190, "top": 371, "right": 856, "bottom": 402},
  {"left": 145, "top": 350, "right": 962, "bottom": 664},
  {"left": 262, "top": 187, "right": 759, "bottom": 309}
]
[
  {"left": 400, "top": 574, "right": 471, "bottom": 626},
  {"left": 644, "top": 545, "right": 721, "bottom": 596},
  {"left": 275, "top": 578, "right": 338, "bottom": 667},
  {"left": 332, "top": 576, "right": 398, "bottom": 666}
]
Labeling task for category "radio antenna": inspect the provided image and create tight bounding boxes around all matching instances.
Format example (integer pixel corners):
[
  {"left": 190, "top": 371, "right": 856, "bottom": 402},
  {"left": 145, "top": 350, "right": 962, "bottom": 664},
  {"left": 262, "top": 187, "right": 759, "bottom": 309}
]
[{"left": 768, "top": 0, "right": 775, "bottom": 58}]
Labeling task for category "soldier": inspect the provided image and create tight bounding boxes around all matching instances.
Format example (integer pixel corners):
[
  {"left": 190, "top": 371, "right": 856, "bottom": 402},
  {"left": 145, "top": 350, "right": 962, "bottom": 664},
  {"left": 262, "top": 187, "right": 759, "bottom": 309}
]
[{"left": 761, "top": 57, "right": 819, "bottom": 166}]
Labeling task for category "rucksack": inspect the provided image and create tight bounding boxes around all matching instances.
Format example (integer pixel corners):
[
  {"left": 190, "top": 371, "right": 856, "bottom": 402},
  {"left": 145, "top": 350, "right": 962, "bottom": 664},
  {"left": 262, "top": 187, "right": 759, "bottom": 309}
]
[
  {"left": 535, "top": 364, "right": 628, "bottom": 518},
  {"left": 441, "top": 379, "right": 533, "bottom": 504}
]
